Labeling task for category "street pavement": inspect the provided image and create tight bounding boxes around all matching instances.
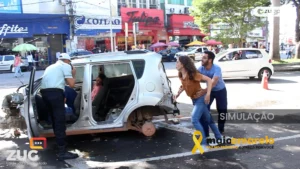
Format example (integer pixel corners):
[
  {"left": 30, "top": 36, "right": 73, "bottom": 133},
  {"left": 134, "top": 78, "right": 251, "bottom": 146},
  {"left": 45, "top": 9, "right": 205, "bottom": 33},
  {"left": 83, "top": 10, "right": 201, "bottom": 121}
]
[{"left": 0, "top": 65, "right": 300, "bottom": 169}]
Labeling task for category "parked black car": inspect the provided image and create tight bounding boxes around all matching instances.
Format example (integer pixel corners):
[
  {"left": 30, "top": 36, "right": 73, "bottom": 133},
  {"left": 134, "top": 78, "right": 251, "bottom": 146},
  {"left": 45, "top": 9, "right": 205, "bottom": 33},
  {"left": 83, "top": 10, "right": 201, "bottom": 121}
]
[{"left": 158, "top": 48, "right": 181, "bottom": 62}]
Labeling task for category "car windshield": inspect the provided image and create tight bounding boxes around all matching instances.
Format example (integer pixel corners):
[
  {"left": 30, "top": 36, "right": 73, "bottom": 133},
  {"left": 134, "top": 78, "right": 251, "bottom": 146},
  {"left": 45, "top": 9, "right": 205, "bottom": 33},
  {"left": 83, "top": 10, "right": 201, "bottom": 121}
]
[{"left": 186, "top": 47, "right": 197, "bottom": 52}]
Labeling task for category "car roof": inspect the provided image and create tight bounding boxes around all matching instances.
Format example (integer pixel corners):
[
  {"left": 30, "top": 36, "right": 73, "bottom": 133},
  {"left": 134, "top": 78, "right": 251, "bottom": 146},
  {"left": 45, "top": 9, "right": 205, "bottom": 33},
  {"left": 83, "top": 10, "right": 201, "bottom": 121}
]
[
  {"left": 71, "top": 50, "right": 161, "bottom": 65},
  {"left": 227, "top": 48, "right": 265, "bottom": 51}
]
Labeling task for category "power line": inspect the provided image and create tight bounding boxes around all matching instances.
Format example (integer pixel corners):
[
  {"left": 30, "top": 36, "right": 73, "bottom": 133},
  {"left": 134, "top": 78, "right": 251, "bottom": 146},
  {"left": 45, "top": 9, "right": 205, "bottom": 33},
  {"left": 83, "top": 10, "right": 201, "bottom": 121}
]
[{"left": 0, "top": 0, "right": 110, "bottom": 10}]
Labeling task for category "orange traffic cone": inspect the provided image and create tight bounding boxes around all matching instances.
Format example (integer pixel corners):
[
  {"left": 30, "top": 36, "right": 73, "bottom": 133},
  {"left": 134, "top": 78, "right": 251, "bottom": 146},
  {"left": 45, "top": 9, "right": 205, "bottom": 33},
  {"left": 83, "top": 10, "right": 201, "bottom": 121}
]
[{"left": 261, "top": 70, "right": 269, "bottom": 90}]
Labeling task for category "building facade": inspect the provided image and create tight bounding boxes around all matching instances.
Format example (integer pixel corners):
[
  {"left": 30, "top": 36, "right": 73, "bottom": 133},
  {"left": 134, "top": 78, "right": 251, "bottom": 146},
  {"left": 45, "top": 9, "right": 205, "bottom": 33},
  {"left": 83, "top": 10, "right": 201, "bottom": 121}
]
[
  {"left": 116, "top": 7, "right": 167, "bottom": 50},
  {"left": 162, "top": 0, "right": 206, "bottom": 46},
  {"left": 65, "top": 0, "right": 122, "bottom": 52},
  {"left": 0, "top": 0, "right": 70, "bottom": 64}
]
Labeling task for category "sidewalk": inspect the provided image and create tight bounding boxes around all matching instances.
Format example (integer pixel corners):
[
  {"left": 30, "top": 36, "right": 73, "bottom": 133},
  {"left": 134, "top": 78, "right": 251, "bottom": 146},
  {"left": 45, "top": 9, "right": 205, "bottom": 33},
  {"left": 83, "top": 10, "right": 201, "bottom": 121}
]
[{"left": 165, "top": 64, "right": 300, "bottom": 78}]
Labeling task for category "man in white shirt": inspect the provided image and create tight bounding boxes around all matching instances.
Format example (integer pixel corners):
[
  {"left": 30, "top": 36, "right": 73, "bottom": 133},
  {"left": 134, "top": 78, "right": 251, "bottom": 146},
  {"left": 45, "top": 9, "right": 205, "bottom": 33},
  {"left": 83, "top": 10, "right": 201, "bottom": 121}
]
[
  {"left": 27, "top": 52, "right": 34, "bottom": 70},
  {"left": 40, "top": 53, "right": 78, "bottom": 160}
]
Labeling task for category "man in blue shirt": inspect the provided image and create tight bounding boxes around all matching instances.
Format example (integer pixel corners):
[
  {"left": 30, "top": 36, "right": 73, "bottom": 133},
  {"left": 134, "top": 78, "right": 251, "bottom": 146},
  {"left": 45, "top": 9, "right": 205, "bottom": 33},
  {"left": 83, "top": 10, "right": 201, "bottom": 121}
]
[{"left": 196, "top": 51, "right": 227, "bottom": 137}]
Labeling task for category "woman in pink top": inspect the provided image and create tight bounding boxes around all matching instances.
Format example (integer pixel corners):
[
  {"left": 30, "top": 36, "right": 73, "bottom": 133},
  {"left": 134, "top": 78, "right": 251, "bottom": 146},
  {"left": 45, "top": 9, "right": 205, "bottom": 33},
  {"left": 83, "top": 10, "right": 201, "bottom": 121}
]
[
  {"left": 14, "top": 54, "right": 23, "bottom": 77},
  {"left": 91, "top": 73, "right": 106, "bottom": 101}
]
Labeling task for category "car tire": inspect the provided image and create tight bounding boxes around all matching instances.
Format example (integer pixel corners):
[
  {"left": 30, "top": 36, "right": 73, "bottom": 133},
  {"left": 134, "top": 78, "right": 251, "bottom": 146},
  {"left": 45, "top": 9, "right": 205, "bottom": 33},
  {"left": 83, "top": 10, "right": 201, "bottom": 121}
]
[{"left": 258, "top": 68, "right": 272, "bottom": 80}]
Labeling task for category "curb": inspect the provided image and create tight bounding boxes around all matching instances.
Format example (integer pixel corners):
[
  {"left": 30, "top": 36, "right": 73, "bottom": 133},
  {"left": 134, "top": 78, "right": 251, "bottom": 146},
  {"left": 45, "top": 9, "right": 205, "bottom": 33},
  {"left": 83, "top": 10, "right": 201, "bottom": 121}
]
[
  {"left": 272, "top": 62, "right": 300, "bottom": 67},
  {"left": 166, "top": 68, "right": 300, "bottom": 78}
]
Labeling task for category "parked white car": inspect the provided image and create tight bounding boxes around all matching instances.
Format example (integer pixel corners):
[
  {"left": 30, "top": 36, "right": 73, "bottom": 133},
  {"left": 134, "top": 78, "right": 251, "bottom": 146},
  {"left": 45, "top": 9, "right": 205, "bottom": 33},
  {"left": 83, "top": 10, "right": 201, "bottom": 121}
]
[
  {"left": 0, "top": 55, "right": 28, "bottom": 72},
  {"left": 175, "top": 46, "right": 208, "bottom": 61},
  {"left": 9, "top": 50, "right": 179, "bottom": 139},
  {"left": 195, "top": 48, "right": 274, "bottom": 80}
]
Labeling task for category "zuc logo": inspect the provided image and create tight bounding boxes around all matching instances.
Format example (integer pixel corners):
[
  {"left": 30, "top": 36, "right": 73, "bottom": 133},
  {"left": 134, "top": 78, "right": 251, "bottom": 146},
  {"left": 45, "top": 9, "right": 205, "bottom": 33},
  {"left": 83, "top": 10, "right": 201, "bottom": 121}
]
[
  {"left": 74, "top": 16, "right": 121, "bottom": 29},
  {"left": 6, "top": 137, "right": 47, "bottom": 162}
]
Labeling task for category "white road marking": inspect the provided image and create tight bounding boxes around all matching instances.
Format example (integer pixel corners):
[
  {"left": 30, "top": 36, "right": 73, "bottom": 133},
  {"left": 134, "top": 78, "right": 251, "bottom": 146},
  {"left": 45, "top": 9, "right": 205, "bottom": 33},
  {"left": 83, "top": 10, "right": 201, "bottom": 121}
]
[{"left": 65, "top": 133, "right": 300, "bottom": 168}]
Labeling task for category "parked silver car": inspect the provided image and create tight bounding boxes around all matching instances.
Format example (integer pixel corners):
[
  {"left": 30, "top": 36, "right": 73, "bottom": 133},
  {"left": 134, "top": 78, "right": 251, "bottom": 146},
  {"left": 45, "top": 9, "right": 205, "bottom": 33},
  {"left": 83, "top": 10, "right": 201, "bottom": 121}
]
[{"left": 9, "top": 50, "right": 179, "bottom": 139}]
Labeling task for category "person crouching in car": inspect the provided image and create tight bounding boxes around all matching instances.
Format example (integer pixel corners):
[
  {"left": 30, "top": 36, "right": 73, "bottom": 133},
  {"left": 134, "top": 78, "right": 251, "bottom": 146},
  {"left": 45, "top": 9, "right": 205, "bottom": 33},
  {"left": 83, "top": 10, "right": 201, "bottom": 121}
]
[
  {"left": 173, "top": 56, "right": 222, "bottom": 151},
  {"left": 91, "top": 73, "right": 106, "bottom": 101}
]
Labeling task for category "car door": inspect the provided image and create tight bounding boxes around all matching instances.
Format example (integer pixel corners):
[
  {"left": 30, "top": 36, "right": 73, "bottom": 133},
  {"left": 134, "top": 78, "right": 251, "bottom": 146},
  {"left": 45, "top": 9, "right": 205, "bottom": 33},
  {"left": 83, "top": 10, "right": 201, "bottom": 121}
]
[
  {"left": 194, "top": 48, "right": 202, "bottom": 60},
  {"left": 0, "top": 56, "right": 4, "bottom": 70},
  {"left": 3, "top": 55, "right": 14, "bottom": 70},
  {"left": 216, "top": 50, "right": 244, "bottom": 78},
  {"left": 241, "top": 50, "right": 264, "bottom": 76},
  {"left": 24, "top": 67, "right": 40, "bottom": 138}
]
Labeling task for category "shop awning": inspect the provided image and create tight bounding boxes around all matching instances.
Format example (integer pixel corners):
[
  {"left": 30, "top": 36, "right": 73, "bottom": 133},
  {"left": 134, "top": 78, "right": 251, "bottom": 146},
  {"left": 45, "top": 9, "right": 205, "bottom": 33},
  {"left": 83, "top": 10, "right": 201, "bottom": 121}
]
[{"left": 167, "top": 28, "right": 207, "bottom": 36}]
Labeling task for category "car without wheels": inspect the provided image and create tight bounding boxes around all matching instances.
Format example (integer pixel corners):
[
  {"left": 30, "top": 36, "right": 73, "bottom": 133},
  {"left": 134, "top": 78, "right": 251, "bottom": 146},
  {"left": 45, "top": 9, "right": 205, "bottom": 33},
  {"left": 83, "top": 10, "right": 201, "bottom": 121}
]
[{"left": 6, "top": 50, "right": 180, "bottom": 139}]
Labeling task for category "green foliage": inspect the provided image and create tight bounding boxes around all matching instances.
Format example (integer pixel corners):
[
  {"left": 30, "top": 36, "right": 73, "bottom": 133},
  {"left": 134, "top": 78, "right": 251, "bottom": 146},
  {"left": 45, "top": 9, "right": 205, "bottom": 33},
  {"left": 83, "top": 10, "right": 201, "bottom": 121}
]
[{"left": 190, "top": 0, "right": 270, "bottom": 41}]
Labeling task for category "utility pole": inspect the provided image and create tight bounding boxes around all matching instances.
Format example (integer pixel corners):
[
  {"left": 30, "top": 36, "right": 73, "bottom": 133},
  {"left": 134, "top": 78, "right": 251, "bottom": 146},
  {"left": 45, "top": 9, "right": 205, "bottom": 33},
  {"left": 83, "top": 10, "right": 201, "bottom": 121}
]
[
  {"left": 133, "top": 22, "right": 139, "bottom": 48},
  {"left": 109, "top": 0, "right": 114, "bottom": 52},
  {"left": 125, "top": 22, "right": 128, "bottom": 51},
  {"left": 68, "top": 0, "right": 75, "bottom": 52}
]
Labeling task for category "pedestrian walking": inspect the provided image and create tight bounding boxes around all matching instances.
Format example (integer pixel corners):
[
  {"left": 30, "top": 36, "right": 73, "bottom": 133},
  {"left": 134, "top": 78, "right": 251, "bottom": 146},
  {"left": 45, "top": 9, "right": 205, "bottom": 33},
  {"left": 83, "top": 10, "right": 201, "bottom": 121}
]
[
  {"left": 13, "top": 53, "right": 23, "bottom": 77},
  {"left": 27, "top": 52, "right": 34, "bottom": 71},
  {"left": 40, "top": 53, "right": 79, "bottom": 161},
  {"left": 196, "top": 51, "right": 228, "bottom": 138},
  {"left": 174, "top": 56, "right": 222, "bottom": 150}
]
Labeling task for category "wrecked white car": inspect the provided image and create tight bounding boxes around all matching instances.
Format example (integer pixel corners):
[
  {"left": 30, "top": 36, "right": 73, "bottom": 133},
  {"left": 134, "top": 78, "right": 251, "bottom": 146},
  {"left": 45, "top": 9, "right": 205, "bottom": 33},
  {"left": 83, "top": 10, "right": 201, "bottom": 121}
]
[{"left": 3, "top": 50, "right": 180, "bottom": 139}]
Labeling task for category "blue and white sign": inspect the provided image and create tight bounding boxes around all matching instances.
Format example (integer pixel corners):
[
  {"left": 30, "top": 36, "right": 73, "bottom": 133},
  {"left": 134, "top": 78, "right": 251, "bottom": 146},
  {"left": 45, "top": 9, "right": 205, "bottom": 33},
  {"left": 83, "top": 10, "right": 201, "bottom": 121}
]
[
  {"left": 0, "top": 14, "right": 70, "bottom": 38},
  {"left": 0, "top": 23, "right": 30, "bottom": 38},
  {"left": 0, "top": 0, "right": 22, "bottom": 13},
  {"left": 74, "top": 15, "right": 122, "bottom": 30}
]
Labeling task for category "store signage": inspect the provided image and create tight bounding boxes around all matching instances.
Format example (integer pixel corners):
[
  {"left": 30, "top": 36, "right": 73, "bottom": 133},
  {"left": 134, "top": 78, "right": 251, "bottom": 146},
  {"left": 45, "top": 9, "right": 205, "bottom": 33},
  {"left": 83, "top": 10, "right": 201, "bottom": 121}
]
[
  {"left": 183, "top": 21, "right": 199, "bottom": 29},
  {"left": 0, "top": 24, "right": 28, "bottom": 37},
  {"left": 127, "top": 11, "right": 160, "bottom": 26},
  {"left": 252, "top": 7, "right": 280, "bottom": 17},
  {"left": 74, "top": 15, "right": 122, "bottom": 30}
]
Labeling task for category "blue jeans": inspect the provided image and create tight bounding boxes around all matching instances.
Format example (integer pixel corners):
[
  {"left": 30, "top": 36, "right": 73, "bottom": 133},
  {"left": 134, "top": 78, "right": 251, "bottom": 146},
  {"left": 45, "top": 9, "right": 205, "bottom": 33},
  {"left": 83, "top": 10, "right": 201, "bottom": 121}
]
[
  {"left": 14, "top": 66, "right": 22, "bottom": 77},
  {"left": 191, "top": 95, "right": 222, "bottom": 145},
  {"left": 200, "top": 87, "right": 228, "bottom": 137}
]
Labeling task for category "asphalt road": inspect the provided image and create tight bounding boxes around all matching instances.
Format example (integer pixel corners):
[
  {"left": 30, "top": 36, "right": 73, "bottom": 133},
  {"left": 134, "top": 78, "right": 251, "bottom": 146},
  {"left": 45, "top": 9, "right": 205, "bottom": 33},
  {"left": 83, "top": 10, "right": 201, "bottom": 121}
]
[{"left": 0, "top": 66, "right": 300, "bottom": 169}]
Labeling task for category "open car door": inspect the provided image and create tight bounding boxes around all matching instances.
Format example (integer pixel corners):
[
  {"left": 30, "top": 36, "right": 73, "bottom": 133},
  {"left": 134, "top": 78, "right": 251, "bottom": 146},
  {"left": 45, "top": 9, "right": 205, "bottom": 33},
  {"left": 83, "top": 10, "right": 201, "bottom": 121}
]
[{"left": 23, "top": 67, "right": 40, "bottom": 139}]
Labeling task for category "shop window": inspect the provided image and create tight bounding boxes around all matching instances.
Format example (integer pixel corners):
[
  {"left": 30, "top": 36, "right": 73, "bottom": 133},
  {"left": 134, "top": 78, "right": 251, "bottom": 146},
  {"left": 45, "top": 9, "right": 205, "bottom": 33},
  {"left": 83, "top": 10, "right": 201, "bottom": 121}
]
[
  {"left": 187, "top": 0, "right": 192, "bottom": 6},
  {"left": 168, "top": 0, "right": 184, "bottom": 5},
  {"left": 139, "top": 0, "right": 147, "bottom": 8},
  {"left": 127, "top": 0, "right": 136, "bottom": 7}
]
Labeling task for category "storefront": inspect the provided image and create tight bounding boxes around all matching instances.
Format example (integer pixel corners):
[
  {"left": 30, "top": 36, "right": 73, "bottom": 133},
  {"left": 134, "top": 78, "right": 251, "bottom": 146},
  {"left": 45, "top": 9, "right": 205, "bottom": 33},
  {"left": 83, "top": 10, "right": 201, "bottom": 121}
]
[
  {"left": 167, "top": 14, "right": 206, "bottom": 46},
  {"left": 73, "top": 15, "right": 122, "bottom": 52},
  {"left": 117, "top": 7, "right": 167, "bottom": 51},
  {"left": 0, "top": 13, "right": 70, "bottom": 64}
]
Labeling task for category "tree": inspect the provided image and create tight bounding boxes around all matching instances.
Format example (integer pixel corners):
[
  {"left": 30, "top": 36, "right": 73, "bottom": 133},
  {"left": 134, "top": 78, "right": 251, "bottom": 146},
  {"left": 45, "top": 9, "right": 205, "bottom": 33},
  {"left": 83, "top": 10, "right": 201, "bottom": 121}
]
[
  {"left": 290, "top": 0, "right": 300, "bottom": 59},
  {"left": 190, "top": 0, "right": 270, "bottom": 47},
  {"left": 269, "top": 0, "right": 281, "bottom": 60}
]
